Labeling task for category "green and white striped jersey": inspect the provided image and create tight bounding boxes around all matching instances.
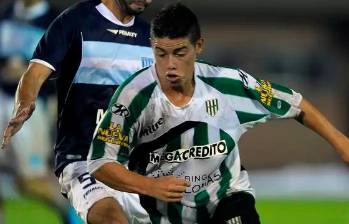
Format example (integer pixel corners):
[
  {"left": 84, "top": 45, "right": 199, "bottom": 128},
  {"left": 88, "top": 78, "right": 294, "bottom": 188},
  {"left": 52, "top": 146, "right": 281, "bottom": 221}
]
[{"left": 88, "top": 61, "right": 302, "bottom": 223}]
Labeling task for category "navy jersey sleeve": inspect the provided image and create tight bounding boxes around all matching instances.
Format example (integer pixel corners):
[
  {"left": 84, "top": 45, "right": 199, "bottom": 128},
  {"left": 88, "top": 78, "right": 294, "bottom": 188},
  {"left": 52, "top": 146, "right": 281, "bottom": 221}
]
[{"left": 31, "top": 9, "right": 80, "bottom": 71}]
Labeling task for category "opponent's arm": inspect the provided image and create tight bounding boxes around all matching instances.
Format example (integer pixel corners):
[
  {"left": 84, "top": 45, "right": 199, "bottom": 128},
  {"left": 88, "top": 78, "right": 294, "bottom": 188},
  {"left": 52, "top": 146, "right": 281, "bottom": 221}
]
[
  {"left": 92, "top": 162, "right": 190, "bottom": 202},
  {"left": 297, "top": 98, "right": 349, "bottom": 163},
  {"left": 1, "top": 62, "right": 52, "bottom": 149}
]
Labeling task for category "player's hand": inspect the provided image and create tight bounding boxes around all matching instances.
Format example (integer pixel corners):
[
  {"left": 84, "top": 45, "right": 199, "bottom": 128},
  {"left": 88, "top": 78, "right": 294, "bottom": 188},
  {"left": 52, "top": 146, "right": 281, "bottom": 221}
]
[
  {"left": 148, "top": 176, "right": 190, "bottom": 202},
  {"left": 1, "top": 102, "right": 35, "bottom": 150}
]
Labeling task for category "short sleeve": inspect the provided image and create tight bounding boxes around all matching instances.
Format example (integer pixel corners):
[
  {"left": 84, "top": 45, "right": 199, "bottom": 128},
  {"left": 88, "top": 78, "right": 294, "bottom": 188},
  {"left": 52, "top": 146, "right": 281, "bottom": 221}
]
[{"left": 31, "top": 10, "right": 79, "bottom": 71}]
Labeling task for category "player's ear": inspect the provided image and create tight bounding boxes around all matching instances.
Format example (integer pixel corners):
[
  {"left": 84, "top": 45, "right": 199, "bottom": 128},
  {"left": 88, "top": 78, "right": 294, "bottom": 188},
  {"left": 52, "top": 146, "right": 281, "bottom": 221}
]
[{"left": 195, "top": 38, "right": 204, "bottom": 55}]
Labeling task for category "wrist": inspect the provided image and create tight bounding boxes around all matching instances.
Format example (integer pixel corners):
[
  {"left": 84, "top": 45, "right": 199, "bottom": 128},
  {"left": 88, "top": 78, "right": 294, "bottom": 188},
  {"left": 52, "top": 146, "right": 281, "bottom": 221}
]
[{"left": 136, "top": 176, "right": 154, "bottom": 196}]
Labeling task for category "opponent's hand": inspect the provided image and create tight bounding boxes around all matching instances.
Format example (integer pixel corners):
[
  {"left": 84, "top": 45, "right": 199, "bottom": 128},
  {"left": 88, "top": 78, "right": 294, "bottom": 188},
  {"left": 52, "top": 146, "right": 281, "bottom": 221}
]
[
  {"left": 1, "top": 102, "right": 35, "bottom": 149},
  {"left": 148, "top": 176, "right": 190, "bottom": 202}
]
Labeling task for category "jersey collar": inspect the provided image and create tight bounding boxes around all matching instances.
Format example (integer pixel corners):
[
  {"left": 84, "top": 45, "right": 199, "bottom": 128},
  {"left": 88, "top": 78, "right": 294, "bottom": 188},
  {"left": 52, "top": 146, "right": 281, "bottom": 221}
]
[{"left": 96, "top": 3, "right": 135, "bottom": 27}]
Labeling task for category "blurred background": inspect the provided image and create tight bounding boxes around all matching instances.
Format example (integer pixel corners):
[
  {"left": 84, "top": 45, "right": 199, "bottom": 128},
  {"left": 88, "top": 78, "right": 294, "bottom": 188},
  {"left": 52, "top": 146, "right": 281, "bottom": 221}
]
[{"left": 0, "top": 0, "right": 349, "bottom": 223}]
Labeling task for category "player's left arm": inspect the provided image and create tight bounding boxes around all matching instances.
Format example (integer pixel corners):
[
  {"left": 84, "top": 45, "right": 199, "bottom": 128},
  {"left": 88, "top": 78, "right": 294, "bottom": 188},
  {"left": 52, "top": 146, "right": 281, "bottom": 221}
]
[{"left": 297, "top": 98, "right": 349, "bottom": 163}]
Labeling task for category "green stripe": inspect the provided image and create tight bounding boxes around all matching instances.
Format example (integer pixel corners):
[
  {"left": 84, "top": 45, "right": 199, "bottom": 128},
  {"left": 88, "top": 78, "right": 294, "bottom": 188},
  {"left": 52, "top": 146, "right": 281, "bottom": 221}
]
[
  {"left": 167, "top": 203, "right": 183, "bottom": 224},
  {"left": 198, "top": 76, "right": 249, "bottom": 98},
  {"left": 117, "top": 82, "right": 157, "bottom": 162},
  {"left": 236, "top": 111, "right": 267, "bottom": 124},
  {"left": 220, "top": 130, "right": 235, "bottom": 154},
  {"left": 247, "top": 88, "right": 291, "bottom": 116},
  {"left": 199, "top": 76, "right": 292, "bottom": 116},
  {"left": 193, "top": 123, "right": 209, "bottom": 145},
  {"left": 270, "top": 96, "right": 291, "bottom": 116},
  {"left": 195, "top": 190, "right": 211, "bottom": 222},
  {"left": 217, "top": 161, "right": 231, "bottom": 200},
  {"left": 107, "top": 66, "right": 150, "bottom": 109},
  {"left": 91, "top": 111, "right": 112, "bottom": 160},
  {"left": 217, "top": 130, "right": 235, "bottom": 199},
  {"left": 271, "top": 82, "right": 293, "bottom": 94}
]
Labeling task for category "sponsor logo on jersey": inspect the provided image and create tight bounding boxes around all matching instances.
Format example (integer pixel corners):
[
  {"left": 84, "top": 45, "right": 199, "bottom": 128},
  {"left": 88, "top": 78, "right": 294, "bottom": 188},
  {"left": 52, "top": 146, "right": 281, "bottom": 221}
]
[
  {"left": 255, "top": 79, "right": 273, "bottom": 106},
  {"left": 96, "top": 122, "right": 129, "bottom": 147},
  {"left": 140, "top": 118, "right": 164, "bottom": 137},
  {"left": 149, "top": 140, "right": 227, "bottom": 164},
  {"left": 238, "top": 69, "right": 249, "bottom": 89},
  {"left": 112, "top": 103, "right": 130, "bottom": 117},
  {"left": 184, "top": 173, "right": 222, "bottom": 193},
  {"left": 205, "top": 98, "right": 219, "bottom": 117},
  {"left": 107, "top": 29, "right": 138, "bottom": 38}
]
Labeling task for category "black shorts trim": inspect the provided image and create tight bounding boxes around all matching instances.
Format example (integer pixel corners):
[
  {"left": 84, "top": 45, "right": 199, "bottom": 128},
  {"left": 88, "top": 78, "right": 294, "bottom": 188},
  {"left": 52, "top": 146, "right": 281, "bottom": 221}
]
[{"left": 210, "top": 192, "right": 261, "bottom": 224}]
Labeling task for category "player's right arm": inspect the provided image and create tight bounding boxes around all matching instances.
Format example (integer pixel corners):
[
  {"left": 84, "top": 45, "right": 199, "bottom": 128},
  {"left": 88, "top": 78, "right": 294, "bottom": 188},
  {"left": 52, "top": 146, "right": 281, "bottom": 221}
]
[
  {"left": 1, "top": 62, "right": 52, "bottom": 149},
  {"left": 93, "top": 161, "right": 190, "bottom": 202},
  {"left": 1, "top": 7, "right": 77, "bottom": 149}
]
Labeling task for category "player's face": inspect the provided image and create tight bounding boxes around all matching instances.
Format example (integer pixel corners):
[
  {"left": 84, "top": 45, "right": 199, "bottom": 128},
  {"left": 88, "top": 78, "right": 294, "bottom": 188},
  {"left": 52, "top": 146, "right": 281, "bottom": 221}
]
[
  {"left": 152, "top": 37, "right": 203, "bottom": 89},
  {"left": 118, "top": 0, "right": 152, "bottom": 15}
]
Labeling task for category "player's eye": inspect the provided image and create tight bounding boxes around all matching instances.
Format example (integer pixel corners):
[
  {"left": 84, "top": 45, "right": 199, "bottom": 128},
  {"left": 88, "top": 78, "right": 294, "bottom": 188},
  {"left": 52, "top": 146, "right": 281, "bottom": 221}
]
[
  {"left": 175, "top": 52, "right": 186, "bottom": 57},
  {"left": 156, "top": 51, "right": 166, "bottom": 58}
]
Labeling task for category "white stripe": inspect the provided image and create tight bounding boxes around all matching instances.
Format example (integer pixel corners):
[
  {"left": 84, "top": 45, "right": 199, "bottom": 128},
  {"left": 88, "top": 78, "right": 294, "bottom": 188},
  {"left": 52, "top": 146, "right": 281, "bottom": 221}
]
[
  {"left": 30, "top": 59, "right": 55, "bottom": 71},
  {"left": 80, "top": 58, "right": 142, "bottom": 71},
  {"left": 195, "top": 62, "right": 241, "bottom": 81}
]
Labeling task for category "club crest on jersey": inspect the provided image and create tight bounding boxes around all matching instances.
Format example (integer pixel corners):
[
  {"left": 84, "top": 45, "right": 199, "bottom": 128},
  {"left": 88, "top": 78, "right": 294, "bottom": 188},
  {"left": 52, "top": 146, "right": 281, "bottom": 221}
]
[
  {"left": 255, "top": 80, "right": 273, "bottom": 106},
  {"left": 112, "top": 103, "right": 130, "bottom": 117},
  {"left": 205, "top": 98, "right": 219, "bottom": 117}
]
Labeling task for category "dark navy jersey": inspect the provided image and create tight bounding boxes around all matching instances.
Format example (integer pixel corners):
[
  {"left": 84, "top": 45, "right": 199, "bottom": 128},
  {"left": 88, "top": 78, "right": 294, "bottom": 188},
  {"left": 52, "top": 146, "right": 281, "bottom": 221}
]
[{"left": 31, "top": 0, "right": 153, "bottom": 176}]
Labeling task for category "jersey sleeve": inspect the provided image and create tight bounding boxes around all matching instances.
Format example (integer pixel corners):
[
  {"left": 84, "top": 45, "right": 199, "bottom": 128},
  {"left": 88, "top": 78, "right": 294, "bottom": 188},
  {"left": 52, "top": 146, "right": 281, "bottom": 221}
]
[
  {"left": 235, "top": 69, "right": 303, "bottom": 127},
  {"left": 87, "top": 93, "right": 136, "bottom": 174},
  {"left": 30, "top": 10, "right": 79, "bottom": 71}
]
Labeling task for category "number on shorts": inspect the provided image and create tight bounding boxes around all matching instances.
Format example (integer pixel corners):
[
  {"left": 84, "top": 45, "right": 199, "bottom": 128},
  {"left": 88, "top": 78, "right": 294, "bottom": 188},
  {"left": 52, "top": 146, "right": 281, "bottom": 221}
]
[{"left": 78, "top": 172, "right": 97, "bottom": 189}]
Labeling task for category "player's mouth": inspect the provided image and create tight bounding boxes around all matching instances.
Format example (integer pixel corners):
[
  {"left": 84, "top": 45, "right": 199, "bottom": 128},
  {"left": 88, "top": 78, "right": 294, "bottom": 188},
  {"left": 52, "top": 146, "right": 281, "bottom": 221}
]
[
  {"left": 129, "top": 0, "right": 146, "bottom": 9},
  {"left": 166, "top": 73, "right": 181, "bottom": 83}
]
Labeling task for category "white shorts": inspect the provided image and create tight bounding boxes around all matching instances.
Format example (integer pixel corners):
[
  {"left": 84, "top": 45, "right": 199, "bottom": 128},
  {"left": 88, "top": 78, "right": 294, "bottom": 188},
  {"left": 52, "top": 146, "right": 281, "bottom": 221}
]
[{"left": 58, "top": 161, "right": 151, "bottom": 224}]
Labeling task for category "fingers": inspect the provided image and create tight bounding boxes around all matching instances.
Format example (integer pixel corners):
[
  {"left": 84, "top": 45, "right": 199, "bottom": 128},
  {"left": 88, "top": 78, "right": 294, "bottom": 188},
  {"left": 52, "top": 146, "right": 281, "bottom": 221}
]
[
  {"left": 161, "top": 191, "right": 185, "bottom": 202},
  {"left": 151, "top": 176, "right": 191, "bottom": 202},
  {"left": 1, "top": 125, "right": 15, "bottom": 150},
  {"left": 170, "top": 184, "right": 189, "bottom": 193}
]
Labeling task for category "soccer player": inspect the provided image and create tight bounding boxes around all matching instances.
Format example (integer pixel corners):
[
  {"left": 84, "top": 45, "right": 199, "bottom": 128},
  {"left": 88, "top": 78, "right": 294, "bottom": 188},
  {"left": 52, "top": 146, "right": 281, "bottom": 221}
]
[
  {"left": 87, "top": 3, "right": 349, "bottom": 223},
  {"left": 1, "top": 0, "right": 153, "bottom": 223}
]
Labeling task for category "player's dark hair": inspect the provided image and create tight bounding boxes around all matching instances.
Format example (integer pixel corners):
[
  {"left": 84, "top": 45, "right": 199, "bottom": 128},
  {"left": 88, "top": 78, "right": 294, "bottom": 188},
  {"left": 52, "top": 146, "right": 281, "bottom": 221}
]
[{"left": 151, "top": 3, "right": 201, "bottom": 44}]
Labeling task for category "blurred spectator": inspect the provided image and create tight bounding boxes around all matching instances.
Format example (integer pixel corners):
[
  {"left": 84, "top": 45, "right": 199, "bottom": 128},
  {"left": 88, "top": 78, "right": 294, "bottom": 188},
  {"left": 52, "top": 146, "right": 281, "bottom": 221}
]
[{"left": 0, "top": 0, "right": 71, "bottom": 223}]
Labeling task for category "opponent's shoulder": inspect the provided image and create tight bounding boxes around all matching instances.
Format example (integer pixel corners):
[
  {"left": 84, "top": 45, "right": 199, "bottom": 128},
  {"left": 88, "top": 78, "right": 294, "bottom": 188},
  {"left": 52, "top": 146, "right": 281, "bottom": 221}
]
[
  {"left": 133, "top": 16, "right": 151, "bottom": 41},
  {"left": 134, "top": 16, "right": 150, "bottom": 27},
  {"left": 57, "top": 0, "right": 98, "bottom": 22}
]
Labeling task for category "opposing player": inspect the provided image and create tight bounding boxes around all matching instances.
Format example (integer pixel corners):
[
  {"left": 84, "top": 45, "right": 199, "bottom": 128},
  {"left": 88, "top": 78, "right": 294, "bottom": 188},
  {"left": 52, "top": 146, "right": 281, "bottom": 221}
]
[
  {"left": 2, "top": 0, "right": 154, "bottom": 223},
  {"left": 87, "top": 3, "right": 349, "bottom": 223}
]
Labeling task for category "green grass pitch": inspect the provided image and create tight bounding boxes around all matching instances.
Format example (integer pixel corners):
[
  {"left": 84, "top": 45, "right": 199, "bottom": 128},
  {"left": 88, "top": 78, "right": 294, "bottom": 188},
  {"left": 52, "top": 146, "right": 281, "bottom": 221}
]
[{"left": 3, "top": 197, "right": 349, "bottom": 223}]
